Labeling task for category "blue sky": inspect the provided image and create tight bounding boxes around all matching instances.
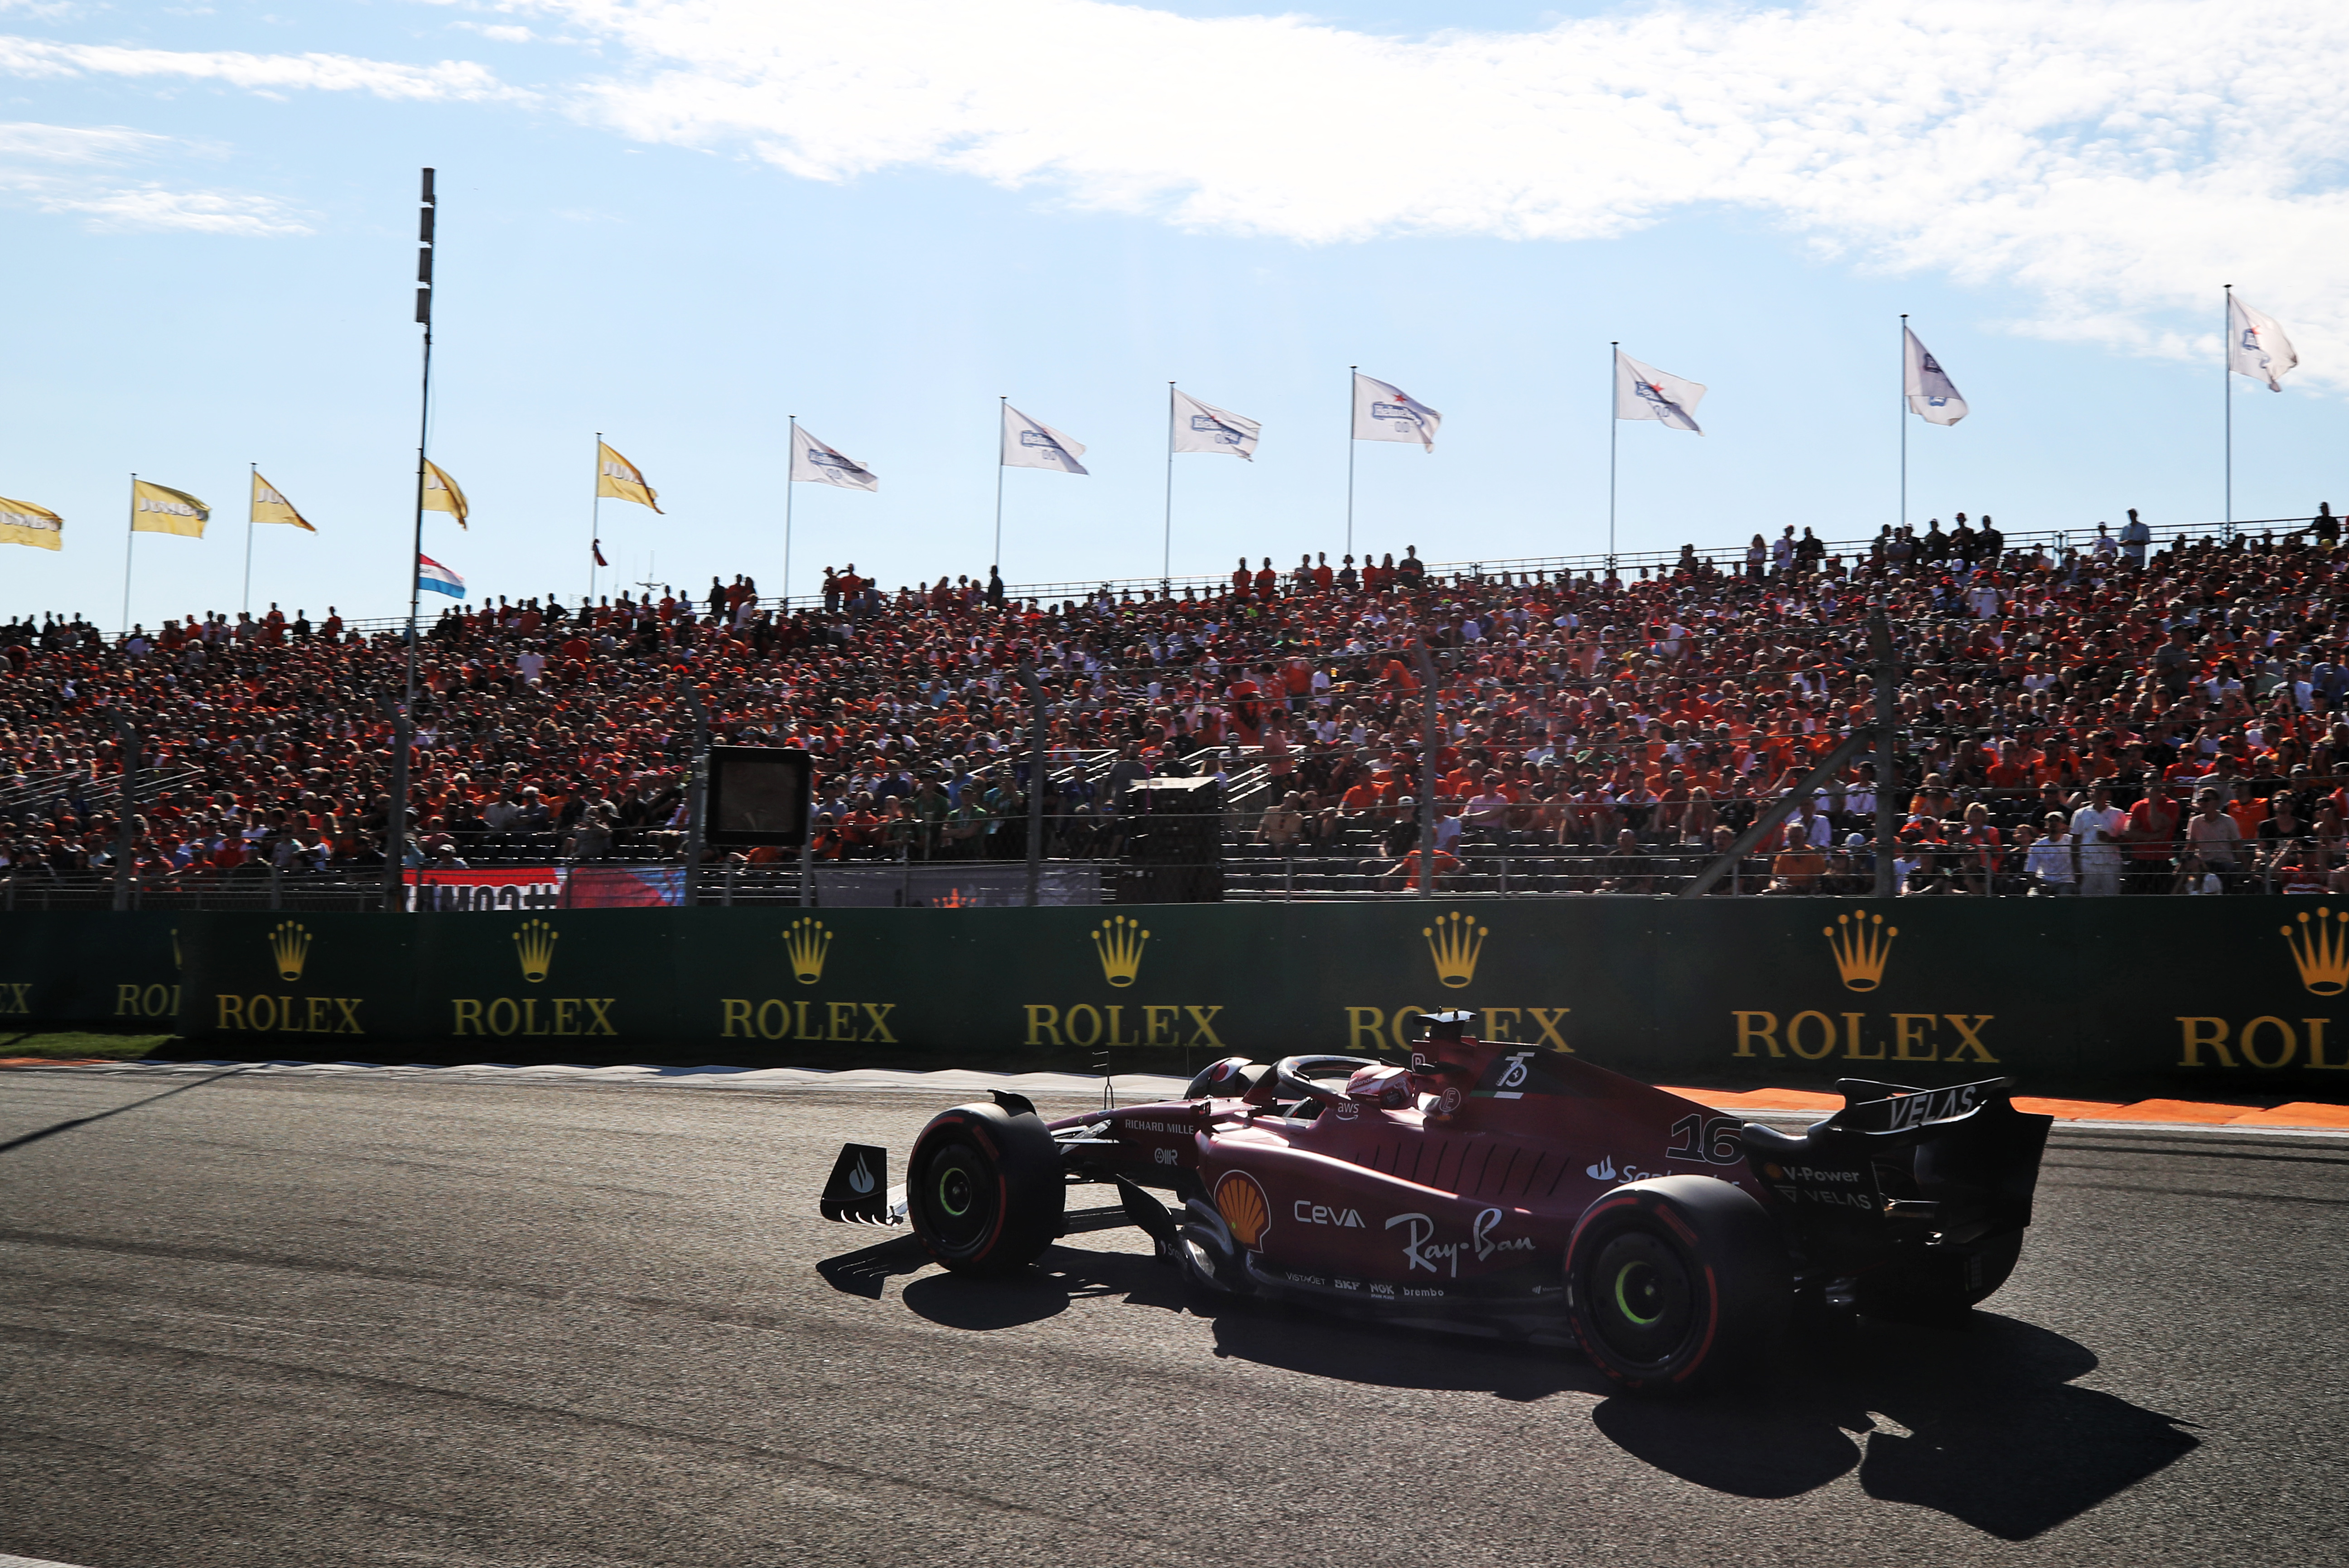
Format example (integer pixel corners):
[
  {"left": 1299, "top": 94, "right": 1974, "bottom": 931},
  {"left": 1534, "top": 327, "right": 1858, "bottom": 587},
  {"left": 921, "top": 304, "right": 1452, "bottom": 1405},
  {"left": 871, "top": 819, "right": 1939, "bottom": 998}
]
[{"left": 2, "top": 0, "right": 2343, "bottom": 627}]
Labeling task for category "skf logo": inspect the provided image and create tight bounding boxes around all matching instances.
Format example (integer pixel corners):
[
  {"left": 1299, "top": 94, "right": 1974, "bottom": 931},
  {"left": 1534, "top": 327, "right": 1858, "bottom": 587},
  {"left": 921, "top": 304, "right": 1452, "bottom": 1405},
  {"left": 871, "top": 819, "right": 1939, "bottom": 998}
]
[
  {"left": 2281, "top": 908, "right": 2349, "bottom": 995},
  {"left": 785, "top": 917, "right": 832, "bottom": 985},
  {"left": 513, "top": 919, "right": 558, "bottom": 984},
  {"left": 1214, "top": 1171, "right": 1269, "bottom": 1250},
  {"left": 1423, "top": 910, "right": 1487, "bottom": 989},
  {"left": 1824, "top": 912, "right": 1895, "bottom": 992},
  {"left": 270, "top": 921, "right": 312, "bottom": 982},
  {"left": 1091, "top": 915, "right": 1149, "bottom": 988}
]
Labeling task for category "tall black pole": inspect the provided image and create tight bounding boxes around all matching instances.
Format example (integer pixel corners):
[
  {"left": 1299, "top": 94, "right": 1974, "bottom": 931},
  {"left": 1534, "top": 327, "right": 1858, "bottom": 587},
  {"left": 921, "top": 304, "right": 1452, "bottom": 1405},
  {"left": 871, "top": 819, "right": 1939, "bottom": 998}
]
[
  {"left": 1871, "top": 607, "right": 1898, "bottom": 897},
  {"left": 111, "top": 712, "right": 140, "bottom": 911},
  {"left": 388, "top": 166, "right": 435, "bottom": 911}
]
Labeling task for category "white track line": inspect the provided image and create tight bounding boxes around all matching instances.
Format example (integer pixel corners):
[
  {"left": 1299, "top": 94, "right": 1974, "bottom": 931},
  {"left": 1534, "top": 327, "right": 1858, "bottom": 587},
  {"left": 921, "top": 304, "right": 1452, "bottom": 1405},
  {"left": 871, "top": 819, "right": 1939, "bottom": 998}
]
[{"left": 0, "top": 1553, "right": 99, "bottom": 1568}]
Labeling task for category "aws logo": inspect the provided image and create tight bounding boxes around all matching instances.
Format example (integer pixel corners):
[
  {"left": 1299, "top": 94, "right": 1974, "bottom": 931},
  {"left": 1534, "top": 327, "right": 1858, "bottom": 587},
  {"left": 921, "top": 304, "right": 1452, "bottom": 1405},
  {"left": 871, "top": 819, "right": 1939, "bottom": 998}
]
[
  {"left": 214, "top": 921, "right": 364, "bottom": 1035},
  {"left": 452, "top": 918, "right": 617, "bottom": 1037}
]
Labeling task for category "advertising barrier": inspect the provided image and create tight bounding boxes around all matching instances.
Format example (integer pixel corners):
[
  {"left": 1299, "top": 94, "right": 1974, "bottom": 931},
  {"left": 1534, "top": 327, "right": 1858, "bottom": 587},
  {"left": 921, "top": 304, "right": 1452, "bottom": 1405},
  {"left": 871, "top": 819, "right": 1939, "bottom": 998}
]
[{"left": 8, "top": 899, "right": 2349, "bottom": 1100}]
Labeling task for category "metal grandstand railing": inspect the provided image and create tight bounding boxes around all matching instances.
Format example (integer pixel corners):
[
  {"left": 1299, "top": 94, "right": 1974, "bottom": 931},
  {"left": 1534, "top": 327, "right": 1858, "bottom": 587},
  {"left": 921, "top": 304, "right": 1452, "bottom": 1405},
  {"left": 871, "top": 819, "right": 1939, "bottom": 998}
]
[{"left": 281, "top": 511, "right": 2317, "bottom": 636}]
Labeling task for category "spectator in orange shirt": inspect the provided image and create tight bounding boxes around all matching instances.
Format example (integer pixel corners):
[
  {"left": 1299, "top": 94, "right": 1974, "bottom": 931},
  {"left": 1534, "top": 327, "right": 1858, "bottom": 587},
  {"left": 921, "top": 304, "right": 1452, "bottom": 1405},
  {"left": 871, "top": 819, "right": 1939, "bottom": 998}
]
[{"left": 1765, "top": 822, "right": 1827, "bottom": 894}]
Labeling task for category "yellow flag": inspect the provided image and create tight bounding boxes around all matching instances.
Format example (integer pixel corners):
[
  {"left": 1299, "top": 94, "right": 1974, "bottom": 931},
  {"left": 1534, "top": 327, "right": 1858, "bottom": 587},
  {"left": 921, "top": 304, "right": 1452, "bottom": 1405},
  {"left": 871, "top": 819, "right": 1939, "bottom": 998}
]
[
  {"left": 596, "top": 440, "right": 662, "bottom": 513},
  {"left": 251, "top": 471, "right": 315, "bottom": 532},
  {"left": 422, "top": 459, "right": 468, "bottom": 528},
  {"left": 131, "top": 479, "right": 209, "bottom": 537},
  {"left": 0, "top": 496, "right": 62, "bottom": 551}
]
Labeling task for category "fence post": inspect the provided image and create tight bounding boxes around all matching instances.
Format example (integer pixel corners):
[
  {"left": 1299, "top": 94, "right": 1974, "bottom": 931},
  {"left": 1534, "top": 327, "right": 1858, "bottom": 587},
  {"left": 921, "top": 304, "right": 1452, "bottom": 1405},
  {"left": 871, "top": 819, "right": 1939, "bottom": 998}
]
[
  {"left": 269, "top": 859, "right": 283, "bottom": 912},
  {"left": 110, "top": 714, "right": 140, "bottom": 912}
]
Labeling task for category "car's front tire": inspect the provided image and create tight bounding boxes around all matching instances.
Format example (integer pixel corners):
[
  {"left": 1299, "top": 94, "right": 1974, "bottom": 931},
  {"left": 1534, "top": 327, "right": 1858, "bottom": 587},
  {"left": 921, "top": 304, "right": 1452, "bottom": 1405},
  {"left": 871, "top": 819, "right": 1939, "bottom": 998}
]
[
  {"left": 906, "top": 1102, "right": 1063, "bottom": 1274},
  {"left": 1565, "top": 1176, "right": 1789, "bottom": 1394}
]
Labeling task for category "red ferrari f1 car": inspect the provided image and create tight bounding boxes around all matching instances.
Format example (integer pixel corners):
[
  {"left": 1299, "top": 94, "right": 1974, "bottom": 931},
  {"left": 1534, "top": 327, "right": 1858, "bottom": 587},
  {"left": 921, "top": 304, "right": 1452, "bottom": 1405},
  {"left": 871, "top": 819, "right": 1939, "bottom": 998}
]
[{"left": 819, "top": 1012, "right": 2053, "bottom": 1392}]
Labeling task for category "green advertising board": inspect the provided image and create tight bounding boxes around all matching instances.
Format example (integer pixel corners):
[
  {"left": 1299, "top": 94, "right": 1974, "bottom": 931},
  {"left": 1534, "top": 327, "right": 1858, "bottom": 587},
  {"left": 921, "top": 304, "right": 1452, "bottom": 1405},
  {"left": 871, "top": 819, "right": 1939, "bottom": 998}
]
[{"left": 10, "top": 897, "right": 2347, "bottom": 1100}]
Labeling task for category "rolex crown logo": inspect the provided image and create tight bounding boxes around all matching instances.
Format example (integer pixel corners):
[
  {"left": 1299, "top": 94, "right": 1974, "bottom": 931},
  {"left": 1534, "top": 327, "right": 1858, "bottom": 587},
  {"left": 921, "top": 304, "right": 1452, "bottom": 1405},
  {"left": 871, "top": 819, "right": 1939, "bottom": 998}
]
[
  {"left": 1824, "top": 912, "right": 1896, "bottom": 992},
  {"left": 268, "top": 920, "right": 311, "bottom": 983},
  {"left": 1423, "top": 910, "right": 1487, "bottom": 990},
  {"left": 784, "top": 917, "right": 833, "bottom": 986},
  {"left": 513, "top": 919, "right": 559, "bottom": 985},
  {"left": 1091, "top": 915, "right": 1149, "bottom": 988},
  {"left": 2281, "top": 907, "right": 2349, "bottom": 996}
]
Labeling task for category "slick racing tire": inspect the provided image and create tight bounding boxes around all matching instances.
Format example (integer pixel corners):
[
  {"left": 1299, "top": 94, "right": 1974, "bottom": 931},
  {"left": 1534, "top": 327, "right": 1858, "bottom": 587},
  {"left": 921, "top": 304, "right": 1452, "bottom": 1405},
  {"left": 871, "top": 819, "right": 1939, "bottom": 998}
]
[
  {"left": 906, "top": 1102, "right": 1065, "bottom": 1275},
  {"left": 1855, "top": 1230, "right": 2024, "bottom": 1327},
  {"left": 1565, "top": 1176, "right": 1790, "bottom": 1395}
]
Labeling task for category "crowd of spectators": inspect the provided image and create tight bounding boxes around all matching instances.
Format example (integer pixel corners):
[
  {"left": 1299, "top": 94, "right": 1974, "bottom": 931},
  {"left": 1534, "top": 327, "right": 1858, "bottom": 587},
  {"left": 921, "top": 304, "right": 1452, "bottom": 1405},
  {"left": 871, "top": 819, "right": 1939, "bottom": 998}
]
[{"left": 4, "top": 506, "right": 2347, "bottom": 900}]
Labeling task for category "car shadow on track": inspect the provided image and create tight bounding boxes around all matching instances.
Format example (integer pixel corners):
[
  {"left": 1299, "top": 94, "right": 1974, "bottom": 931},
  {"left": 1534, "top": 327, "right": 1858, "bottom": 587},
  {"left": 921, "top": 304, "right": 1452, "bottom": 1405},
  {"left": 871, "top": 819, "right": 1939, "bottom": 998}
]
[
  {"left": 814, "top": 1235, "right": 2196, "bottom": 1540},
  {"left": 1592, "top": 1313, "right": 2201, "bottom": 1539}
]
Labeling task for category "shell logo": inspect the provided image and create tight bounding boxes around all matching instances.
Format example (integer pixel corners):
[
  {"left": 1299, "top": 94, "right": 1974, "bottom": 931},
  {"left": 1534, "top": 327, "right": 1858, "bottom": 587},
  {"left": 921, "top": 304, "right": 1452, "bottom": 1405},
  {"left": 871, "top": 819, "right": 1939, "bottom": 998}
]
[{"left": 1214, "top": 1170, "right": 1270, "bottom": 1250}]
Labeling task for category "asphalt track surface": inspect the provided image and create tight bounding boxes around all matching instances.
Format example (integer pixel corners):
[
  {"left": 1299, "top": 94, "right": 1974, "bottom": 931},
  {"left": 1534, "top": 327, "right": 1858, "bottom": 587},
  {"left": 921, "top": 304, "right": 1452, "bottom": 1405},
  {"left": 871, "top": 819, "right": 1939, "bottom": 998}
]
[{"left": 2, "top": 1071, "right": 2344, "bottom": 1568}]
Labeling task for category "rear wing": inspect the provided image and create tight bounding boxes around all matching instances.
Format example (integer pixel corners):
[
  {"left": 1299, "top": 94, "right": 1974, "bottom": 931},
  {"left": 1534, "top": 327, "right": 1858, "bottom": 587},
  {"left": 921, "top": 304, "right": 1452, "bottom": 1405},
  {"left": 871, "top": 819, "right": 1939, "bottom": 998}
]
[
  {"left": 1743, "top": 1076, "right": 2052, "bottom": 1262},
  {"left": 819, "top": 1143, "right": 907, "bottom": 1226}
]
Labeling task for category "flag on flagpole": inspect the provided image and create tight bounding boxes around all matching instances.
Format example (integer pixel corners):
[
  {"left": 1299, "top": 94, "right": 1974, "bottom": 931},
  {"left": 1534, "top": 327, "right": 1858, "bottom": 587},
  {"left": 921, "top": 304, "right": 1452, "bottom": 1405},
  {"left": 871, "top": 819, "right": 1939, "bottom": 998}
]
[
  {"left": 1001, "top": 405, "right": 1088, "bottom": 473},
  {"left": 592, "top": 539, "right": 608, "bottom": 568},
  {"left": 1351, "top": 372, "right": 1440, "bottom": 451},
  {"left": 1613, "top": 351, "right": 1706, "bottom": 434},
  {"left": 1902, "top": 327, "right": 1968, "bottom": 425},
  {"left": 251, "top": 471, "right": 316, "bottom": 531},
  {"left": 0, "top": 497, "right": 61, "bottom": 550},
  {"left": 418, "top": 554, "right": 466, "bottom": 598},
  {"left": 130, "top": 479, "right": 210, "bottom": 536},
  {"left": 1172, "top": 389, "right": 1262, "bottom": 459},
  {"left": 790, "top": 425, "right": 881, "bottom": 491},
  {"left": 2228, "top": 294, "right": 2299, "bottom": 391},
  {"left": 595, "top": 441, "right": 663, "bottom": 511},
  {"left": 422, "top": 460, "right": 468, "bottom": 528}
]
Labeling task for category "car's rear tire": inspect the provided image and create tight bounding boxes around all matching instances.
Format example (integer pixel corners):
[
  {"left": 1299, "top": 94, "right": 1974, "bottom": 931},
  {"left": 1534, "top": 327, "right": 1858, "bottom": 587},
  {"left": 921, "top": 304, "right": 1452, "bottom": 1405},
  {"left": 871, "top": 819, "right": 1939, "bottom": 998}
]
[
  {"left": 906, "top": 1102, "right": 1064, "bottom": 1275},
  {"left": 1565, "top": 1176, "right": 1789, "bottom": 1394},
  {"left": 1855, "top": 1230, "right": 2023, "bottom": 1326}
]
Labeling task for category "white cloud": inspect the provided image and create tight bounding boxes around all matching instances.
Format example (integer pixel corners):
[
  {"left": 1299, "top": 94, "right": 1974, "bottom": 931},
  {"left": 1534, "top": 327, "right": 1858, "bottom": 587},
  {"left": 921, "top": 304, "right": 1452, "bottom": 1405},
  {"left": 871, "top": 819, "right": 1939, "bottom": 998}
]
[
  {"left": 475, "top": 0, "right": 2349, "bottom": 381},
  {"left": 0, "top": 117, "right": 309, "bottom": 234},
  {"left": 0, "top": 34, "right": 520, "bottom": 101}
]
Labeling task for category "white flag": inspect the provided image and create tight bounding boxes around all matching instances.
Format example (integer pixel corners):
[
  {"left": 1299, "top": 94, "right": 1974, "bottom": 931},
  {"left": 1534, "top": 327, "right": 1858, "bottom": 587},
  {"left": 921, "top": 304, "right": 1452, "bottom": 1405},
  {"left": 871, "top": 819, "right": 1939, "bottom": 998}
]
[
  {"left": 1352, "top": 372, "right": 1440, "bottom": 451},
  {"left": 1614, "top": 350, "right": 1705, "bottom": 434},
  {"left": 789, "top": 425, "right": 880, "bottom": 491},
  {"left": 2229, "top": 294, "right": 2298, "bottom": 392},
  {"left": 1903, "top": 327, "right": 1968, "bottom": 426},
  {"left": 1001, "top": 404, "right": 1089, "bottom": 474},
  {"left": 1171, "top": 389, "right": 1261, "bottom": 460}
]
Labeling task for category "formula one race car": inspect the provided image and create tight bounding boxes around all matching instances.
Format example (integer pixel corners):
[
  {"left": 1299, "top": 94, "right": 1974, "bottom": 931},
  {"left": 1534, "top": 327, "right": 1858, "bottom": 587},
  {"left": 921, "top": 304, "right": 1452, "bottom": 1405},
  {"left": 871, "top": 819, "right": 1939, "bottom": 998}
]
[{"left": 818, "top": 1012, "right": 2053, "bottom": 1393}]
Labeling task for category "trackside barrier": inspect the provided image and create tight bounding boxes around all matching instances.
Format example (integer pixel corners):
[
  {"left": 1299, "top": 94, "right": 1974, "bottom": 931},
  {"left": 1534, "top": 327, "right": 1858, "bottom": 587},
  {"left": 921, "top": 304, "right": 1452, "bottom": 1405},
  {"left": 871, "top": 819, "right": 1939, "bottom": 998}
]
[{"left": 5, "top": 901, "right": 2349, "bottom": 1099}]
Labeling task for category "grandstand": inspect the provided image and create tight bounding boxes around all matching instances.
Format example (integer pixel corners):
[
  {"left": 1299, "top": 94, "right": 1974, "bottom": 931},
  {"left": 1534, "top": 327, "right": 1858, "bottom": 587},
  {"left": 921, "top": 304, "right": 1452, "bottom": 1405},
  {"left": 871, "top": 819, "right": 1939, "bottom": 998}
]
[{"left": 4, "top": 510, "right": 2344, "bottom": 908}]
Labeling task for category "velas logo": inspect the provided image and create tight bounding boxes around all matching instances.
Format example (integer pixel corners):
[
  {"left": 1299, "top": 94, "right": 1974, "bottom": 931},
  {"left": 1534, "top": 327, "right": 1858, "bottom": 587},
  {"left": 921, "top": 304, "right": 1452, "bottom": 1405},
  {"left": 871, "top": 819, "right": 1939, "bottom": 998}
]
[
  {"left": 785, "top": 917, "right": 833, "bottom": 984},
  {"left": 2281, "top": 907, "right": 2349, "bottom": 995},
  {"left": 1214, "top": 1170, "right": 1269, "bottom": 1250},
  {"left": 1824, "top": 912, "right": 1896, "bottom": 991},
  {"left": 512, "top": 918, "right": 558, "bottom": 984},
  {"left": 1423, "top": 910, "right": 1487, "bottom": 989},
  {"left": 1091, "top": 915, "right": 1149, "bottom": 988},
  {"left": 270, "top": 920, "right": 312, "bottom": 982}
]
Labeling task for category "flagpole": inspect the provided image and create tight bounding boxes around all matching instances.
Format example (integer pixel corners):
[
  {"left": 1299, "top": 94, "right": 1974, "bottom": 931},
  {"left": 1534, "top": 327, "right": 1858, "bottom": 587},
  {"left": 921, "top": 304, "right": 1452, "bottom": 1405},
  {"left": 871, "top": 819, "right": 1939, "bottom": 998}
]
[
  {"left": 993, "top": 395, "right": 1007, "bottom": 574},
  {"left": 121, "top": 472, "right": 136, "bottom": 636},
  {"left": 1163, "top": 381, "right": 1176, "bottom": 584},
  {"left": 784, "top": 416, "right": 797, "bottom": 613},
  {"left": 1345, "top": 366, "right": 1357, "bottom": 562},
  {"left": 1899, "top": 315, "right": 1908, "bottom": 533},
  {"left": 2223, "top": 284, "right": 2233, "bottom": 535},
  {"left": 1606, "top": 343, "right": 1618, "bottom": 568},
  {"left": 243, "top": 462, "right": 256, "bottom": 616},
  {"left": 392, "top": 166, "right": 435, "bottom": 913},
  {"left": 590, "top": 431, "right": 603, "bottom": 603}
]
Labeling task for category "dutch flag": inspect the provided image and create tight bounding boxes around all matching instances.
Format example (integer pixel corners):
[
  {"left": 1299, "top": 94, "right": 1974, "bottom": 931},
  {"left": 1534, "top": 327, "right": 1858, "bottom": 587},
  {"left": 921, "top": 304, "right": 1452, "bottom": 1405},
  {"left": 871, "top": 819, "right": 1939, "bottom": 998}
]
[{"left": 418, "top": 553, "right": 466, "bottom": 599}]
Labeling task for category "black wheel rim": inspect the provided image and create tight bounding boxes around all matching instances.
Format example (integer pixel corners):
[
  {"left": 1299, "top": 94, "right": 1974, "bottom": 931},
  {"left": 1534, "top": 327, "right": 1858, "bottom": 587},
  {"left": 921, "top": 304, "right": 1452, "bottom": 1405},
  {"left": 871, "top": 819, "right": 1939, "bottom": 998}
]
[
  {"left": 923, "top": 1141, "right": 997, "bottom": 1257},
  {"left": 1586, "top": 1228, "right": 1698, "bottom": 1370}
]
